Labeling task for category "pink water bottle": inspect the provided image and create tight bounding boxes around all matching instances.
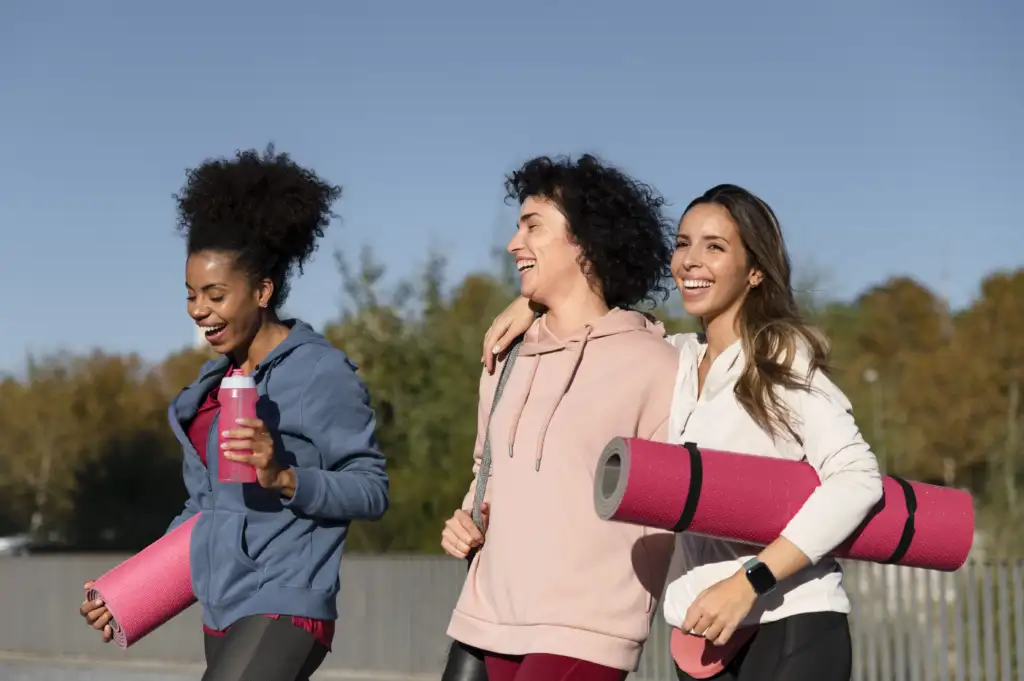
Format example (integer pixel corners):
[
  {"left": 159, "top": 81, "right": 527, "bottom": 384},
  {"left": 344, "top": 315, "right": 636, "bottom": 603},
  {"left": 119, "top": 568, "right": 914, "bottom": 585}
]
[{"left": 218, "top": 369, "right": 259, "bottom": 483}]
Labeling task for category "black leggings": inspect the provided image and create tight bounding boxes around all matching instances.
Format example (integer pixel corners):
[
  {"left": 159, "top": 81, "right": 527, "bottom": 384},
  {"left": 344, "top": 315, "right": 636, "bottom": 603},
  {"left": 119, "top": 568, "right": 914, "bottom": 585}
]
[
  {"left": 676, "top": 612, "right": 851, "bottom": 681},
  {"left": 202, "top": 616, "right": 329, "bottom": 681}
]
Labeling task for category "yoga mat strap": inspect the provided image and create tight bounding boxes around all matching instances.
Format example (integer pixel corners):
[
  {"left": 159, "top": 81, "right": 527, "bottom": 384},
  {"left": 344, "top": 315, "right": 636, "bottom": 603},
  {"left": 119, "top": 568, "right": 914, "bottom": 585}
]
[
  {"left": 884, "top": 475, "right": 917, "bottom": 564},
  {"left": 672, "top": 442, "right": 704, "bottom": 532},
  {"left": 470, "top": 337, "right": 523, "bottom": 530}
]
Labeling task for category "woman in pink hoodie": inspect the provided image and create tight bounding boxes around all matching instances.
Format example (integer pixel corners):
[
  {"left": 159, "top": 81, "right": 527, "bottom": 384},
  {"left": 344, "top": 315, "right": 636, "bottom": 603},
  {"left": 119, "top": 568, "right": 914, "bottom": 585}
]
[{"left": 440, "top": 154, "right": 681, "bottom": 681}]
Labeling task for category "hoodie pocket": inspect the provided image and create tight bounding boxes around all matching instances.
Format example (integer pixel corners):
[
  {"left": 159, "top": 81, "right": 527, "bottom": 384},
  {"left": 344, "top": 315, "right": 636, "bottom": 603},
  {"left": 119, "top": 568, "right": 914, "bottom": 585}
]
[{"left": 204, "top": 511, "right": 264, "bottom": 607}]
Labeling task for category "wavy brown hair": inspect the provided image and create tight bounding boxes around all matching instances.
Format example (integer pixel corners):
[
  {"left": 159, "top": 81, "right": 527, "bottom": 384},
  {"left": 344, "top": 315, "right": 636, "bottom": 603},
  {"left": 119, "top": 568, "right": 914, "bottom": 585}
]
[{"left": 684, "top": 184, "right": 830, "bottom": 443}]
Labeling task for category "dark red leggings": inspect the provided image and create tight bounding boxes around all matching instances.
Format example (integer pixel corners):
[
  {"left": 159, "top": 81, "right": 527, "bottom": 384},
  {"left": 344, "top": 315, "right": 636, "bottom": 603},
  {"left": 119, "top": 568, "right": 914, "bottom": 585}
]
[{"left": 485, "top": 652, "right": 627, "bottom": 681}]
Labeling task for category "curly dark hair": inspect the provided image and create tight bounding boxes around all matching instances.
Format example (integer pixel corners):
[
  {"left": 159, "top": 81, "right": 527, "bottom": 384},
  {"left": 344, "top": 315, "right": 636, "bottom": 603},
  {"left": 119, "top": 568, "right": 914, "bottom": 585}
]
[
  {"left": 504, "top": 154, "right": 673, "bottom": 310},
  {"left": 174, "top": 143, "right": 342, "bottom": 310}
]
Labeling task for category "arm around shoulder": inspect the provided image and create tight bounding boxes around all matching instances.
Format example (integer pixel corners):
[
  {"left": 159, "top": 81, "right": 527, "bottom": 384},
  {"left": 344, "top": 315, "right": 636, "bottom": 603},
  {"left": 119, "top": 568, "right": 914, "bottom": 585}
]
[{"left": 283, "top": 350, "right": 390, "bottom": 521}]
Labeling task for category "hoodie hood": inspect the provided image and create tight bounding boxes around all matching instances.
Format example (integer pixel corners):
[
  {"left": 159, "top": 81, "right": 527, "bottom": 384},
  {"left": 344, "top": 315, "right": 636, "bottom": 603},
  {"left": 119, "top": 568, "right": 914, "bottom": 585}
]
[
  {"left": 253, "top": 319, "right": 334, "bottom": 374},
  {"left": 173, "top": 319, "right": 333, "bottom": 421},
  {"left": 517, "top": 307, "right": 666, "bottom": 357},
  {"left": 505, "top": 308, "right": 667, "bottom": 471}
]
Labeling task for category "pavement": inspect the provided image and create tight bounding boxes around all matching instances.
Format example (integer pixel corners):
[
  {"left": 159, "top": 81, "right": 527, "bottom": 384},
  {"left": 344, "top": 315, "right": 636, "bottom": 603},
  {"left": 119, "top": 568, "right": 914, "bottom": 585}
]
[
  {"left": 0, "top": 653, "right": 430, "bottom": 681},
  {"left": 0, "top": 659, "right": 198, "bottom": 681}
]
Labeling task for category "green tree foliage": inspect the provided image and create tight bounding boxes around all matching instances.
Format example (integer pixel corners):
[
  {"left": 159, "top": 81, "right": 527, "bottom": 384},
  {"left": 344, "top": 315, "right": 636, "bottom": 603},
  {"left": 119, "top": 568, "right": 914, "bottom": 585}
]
[
  {"left": 324, "top": 249, "right": 518, "bottom": 552},
  {"left": 0, "top": 257, "right": 1020, "bottom": 555},
  {"left": 0, "top": 350, "right": 208, "bottom": 549}
]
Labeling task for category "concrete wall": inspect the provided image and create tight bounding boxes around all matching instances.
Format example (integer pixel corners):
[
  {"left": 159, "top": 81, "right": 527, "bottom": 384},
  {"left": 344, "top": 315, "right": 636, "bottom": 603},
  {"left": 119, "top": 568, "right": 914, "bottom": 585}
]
[{"left": 0, "top": 554, "right": 464, "bottom": 677}]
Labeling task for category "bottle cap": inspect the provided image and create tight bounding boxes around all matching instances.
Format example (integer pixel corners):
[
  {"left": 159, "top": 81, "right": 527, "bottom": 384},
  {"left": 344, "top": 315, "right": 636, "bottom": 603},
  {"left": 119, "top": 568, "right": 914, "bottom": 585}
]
[{"left": 221, "top": 369, "right": 256, "bottom": 390}]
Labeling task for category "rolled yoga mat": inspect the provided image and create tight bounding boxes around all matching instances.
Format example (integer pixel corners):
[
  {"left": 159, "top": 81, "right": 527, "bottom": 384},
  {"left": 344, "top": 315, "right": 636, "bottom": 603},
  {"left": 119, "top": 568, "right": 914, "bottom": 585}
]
[
  {"left": 593, "top": 438, "right": 974, "bottom": 571},
  {"left": 86, "top": 513, "right": 199, "bottom": 648}
]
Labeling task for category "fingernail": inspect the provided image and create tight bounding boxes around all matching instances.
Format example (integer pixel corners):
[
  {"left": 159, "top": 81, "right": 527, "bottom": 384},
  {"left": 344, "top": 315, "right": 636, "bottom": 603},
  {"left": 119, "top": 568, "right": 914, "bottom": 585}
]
[
  {"left": 491, "top": 345, "right": 501, "bottom": 355},
  {"left": 94, "top": 599, "right": 103, "bottom": 605},
  {"left": 220, "top": 443, "right": 227, "bottom": 449},
  {"left": 235, "top": 418, "right": 244, "bottom": 424}
]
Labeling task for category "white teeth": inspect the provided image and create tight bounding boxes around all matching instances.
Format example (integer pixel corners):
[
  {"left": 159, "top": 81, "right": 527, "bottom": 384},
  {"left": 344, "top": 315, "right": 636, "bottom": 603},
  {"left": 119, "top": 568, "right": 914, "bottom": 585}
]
[
  {"left": 199, "top": 324, "right": 226, "bottom": 335},
  {"left": 517, "top": 260, "right": 536, "bottom": 272},
  {"left": 683, "top": 280, "right": 712, "bottom": 289}
]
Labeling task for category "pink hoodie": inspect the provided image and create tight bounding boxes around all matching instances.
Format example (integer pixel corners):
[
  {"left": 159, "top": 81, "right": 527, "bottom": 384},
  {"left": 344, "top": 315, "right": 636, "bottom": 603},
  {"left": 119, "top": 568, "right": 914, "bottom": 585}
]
[{"left": 447, "top": 308, "right": 679, "bottom": 671}]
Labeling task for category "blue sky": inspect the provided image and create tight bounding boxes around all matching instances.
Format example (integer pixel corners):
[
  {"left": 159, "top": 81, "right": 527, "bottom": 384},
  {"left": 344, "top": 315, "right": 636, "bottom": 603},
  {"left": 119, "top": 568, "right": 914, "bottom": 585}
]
[{"left": 1, "top": 0, "right": 1020, "bottom": 372}]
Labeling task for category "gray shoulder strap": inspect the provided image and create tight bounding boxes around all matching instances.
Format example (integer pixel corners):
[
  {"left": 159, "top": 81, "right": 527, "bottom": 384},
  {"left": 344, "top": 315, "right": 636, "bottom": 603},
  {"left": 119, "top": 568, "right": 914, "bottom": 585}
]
[{"left": 470, "top": 339, "right": 522, "bottom": 529}]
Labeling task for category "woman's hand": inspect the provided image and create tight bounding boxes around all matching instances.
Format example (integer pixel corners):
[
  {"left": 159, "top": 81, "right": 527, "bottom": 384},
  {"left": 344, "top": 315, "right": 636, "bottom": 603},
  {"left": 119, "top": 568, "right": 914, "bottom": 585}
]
[
  {"left": 222, "top": 418, "right": 295, "bottom": 496},
  {"left": 681, "top": 571, "right": 757, "bottom": 646},
  {"left": 683, "top": 538, "right": 810, "bottom": 645},
  {"left": 79, "top": 581, "right": 113, "bottom": 643},
  {"left": 481, "top": 297, "right": 539, "bottom": 373},
  {"left": 440, "top": 503, "right": 489, "bottom": 558}
]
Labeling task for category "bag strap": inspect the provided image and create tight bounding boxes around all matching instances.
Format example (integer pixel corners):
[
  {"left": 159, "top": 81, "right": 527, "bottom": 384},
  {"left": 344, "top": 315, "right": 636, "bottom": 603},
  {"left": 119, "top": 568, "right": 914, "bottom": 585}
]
[{"left": 470, "top": 338, "right": 522, "bottom": 530}]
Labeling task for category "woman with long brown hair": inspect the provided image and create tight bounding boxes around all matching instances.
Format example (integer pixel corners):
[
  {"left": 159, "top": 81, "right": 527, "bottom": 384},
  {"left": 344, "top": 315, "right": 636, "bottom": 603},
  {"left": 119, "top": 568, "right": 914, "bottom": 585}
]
[{"left": 481, "top": 183, "right": 882, "bottom": 681}]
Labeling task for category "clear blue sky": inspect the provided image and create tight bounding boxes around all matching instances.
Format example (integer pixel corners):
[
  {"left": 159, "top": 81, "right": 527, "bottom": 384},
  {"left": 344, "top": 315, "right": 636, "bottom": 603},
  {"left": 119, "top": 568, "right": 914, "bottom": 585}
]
[{"left": 1, "top": 0, "right": 1020, "bottom": 373}]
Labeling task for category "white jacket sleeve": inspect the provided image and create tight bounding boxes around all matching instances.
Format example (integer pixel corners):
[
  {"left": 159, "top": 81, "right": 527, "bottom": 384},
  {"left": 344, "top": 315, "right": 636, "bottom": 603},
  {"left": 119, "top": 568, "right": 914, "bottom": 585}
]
[{"left": 778, "top": 369, "right": 884, "bottom": 564}]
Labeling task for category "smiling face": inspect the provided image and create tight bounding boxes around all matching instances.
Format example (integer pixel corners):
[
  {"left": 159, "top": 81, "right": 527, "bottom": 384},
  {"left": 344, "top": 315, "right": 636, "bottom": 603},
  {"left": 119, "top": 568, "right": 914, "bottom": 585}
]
[
  {"left": 506, "top": 195, "right": 592, "bottom": 308},
  {"left": 186, "top": 250, "right": 272, "bottom": 355},
  {"left": 671, "top": 203, "right": 763, "bottom": 328}
]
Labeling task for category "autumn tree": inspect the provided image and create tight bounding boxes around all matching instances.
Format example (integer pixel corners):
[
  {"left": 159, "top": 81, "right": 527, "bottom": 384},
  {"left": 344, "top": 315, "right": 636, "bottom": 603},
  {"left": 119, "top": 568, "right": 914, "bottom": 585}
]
[{"left": 0, "top": 254, "right": 1018, "bottom": 555}]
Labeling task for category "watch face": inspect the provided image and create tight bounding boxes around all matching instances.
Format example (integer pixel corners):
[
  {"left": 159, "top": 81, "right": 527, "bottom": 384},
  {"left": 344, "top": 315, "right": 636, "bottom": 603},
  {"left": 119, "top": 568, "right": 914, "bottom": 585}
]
[{"left": 747, "top": 563, "right": 776, "bottom": 594}]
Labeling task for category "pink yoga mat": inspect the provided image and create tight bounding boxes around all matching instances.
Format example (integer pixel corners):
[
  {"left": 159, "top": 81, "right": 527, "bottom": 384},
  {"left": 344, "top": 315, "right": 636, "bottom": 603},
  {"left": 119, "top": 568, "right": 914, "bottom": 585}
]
[
  {"left": 86, "top": 514, "right": 198, "bottom": 648},
  {"left": 593, "top": 438, "right": 974, "bottom": 571}
]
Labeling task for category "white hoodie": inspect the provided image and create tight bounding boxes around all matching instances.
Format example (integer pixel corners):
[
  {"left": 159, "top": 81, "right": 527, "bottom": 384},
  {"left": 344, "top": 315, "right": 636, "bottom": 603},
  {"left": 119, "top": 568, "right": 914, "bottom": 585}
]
[{"left": 660, "top": 333, "right": 883, "bottom": 629}]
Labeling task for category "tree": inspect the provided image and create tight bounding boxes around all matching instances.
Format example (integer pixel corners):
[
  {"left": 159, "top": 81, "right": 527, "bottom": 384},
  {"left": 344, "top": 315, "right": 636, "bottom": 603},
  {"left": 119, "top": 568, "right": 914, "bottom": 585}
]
[
  {"left": 0, "top": 352, "right": 171, "bottom": 543},
  {"left": 0, "top": 250, "right": 1019, "bottom": 556},
  {"left": 325, "top": 249, "right": 518, "bottom": 552},
  {"left": 955, "top": 271, "right": 1024, "bottom": 554},
  {"left": 838, "top": 278, "right": 952, "bottom": 478}
]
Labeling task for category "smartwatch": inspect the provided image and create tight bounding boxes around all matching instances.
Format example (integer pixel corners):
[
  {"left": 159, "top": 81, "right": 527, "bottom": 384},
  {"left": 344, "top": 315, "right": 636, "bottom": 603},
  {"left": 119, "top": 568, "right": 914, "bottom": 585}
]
[{"left": 743, "top": 557, "right": 777, "bottom": 596}]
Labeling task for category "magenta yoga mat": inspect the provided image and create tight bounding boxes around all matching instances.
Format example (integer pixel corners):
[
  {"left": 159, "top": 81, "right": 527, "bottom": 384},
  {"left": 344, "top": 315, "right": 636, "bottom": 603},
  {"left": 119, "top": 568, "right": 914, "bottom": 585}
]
[
  {"left": 593, "top": 438, "right": 974, "bottom": 571},
  {"left": 86, "top": 514, "right": 199, "bottom": 648}
]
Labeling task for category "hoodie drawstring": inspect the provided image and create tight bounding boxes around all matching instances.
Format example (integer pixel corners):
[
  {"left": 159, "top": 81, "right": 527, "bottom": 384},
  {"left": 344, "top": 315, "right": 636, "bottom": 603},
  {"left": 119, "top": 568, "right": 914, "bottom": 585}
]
[
  {"left": 505, "top": 359, "right": 537, "bottom": 460},
  {"left": 506, "top": 325, "right": 594, "bottom": 472}
]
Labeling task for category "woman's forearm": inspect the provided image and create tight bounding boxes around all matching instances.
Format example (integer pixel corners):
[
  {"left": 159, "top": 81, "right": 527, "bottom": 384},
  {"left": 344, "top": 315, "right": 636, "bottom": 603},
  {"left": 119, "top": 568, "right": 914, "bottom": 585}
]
[{"left": 754, "top": 535, "right": 810, "bottom": 582}]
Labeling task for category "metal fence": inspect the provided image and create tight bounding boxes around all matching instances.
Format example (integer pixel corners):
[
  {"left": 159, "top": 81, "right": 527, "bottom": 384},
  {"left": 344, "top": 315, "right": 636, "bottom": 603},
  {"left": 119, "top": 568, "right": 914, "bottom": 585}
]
[{"left": 1, "top": 555, "right": 1020, "bottom": 680}]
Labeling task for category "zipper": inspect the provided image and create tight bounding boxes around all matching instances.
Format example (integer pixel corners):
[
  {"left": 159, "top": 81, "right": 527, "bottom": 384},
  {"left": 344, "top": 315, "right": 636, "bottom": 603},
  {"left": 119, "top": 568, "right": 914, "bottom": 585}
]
[{"left": 206, "top": 412, "right": 218, "bottom": 495}]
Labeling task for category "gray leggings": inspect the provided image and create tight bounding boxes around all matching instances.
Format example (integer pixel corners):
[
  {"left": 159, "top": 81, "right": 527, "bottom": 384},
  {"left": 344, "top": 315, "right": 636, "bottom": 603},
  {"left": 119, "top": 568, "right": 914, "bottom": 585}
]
[{"left": 202, "top": 616, "right": 329, "bottom": 681}]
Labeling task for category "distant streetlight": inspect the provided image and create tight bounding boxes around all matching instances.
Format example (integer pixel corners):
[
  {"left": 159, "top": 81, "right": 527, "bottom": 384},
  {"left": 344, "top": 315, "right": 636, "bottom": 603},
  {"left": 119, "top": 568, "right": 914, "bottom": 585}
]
[{"left": 863, "top": 368, "right": 886, "bottom": 473}]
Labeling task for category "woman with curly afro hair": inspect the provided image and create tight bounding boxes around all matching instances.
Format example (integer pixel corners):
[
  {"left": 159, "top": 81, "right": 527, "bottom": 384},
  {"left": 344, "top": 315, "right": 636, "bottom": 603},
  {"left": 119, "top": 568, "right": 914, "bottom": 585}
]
[
  {"left": 79, "top": 145, "right": 389, "bottom": 681},
  {"left": 440, "top": 154, "right": 680, "bottom": 681}
]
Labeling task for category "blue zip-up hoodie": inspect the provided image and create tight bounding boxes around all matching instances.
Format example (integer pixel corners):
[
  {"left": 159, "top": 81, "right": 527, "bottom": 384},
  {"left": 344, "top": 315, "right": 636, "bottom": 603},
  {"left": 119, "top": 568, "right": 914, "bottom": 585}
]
[{"left": 165, "top": 320, "right": 389, "bottom": 630}]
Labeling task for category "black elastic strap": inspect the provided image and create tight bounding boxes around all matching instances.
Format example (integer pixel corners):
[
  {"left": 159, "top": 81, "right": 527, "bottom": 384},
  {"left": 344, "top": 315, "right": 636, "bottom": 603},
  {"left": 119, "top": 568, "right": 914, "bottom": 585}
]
[
  {"left": 884, "top": 475, "right": 918, "bottom": 564},
  {"left": 672, "top": 442, "right": 704, "bottom": 532}
]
